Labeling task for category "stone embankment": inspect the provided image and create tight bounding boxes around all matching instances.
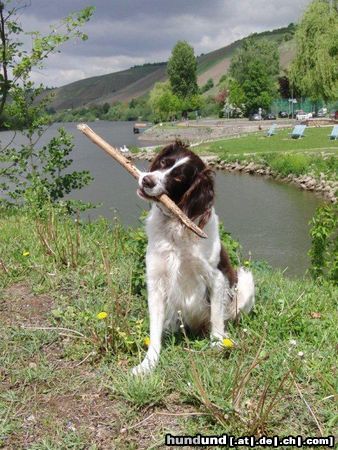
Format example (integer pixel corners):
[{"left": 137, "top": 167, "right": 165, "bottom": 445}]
[{"left": 132, "top": 151, "right": 337, "bottom": 203}]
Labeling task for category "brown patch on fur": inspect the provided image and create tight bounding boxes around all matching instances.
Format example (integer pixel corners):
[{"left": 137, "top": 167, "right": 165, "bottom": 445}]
[
  {"left": 178, "top": 168, "right": 214, "bottom": 221},
  {"left": 149, "top": 140, "right": 215, "bottom": 216},
  {"left": 218, "top": 245, "right": 238, "bottom": 288}
]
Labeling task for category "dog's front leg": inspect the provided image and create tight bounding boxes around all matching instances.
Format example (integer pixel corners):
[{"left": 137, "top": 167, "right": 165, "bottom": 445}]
[
  {"left": 210, "top": 271, "right": 228, "bottom": 345},
  {"left": 132, "top": 279, "right": 166, "bottom": 375}
]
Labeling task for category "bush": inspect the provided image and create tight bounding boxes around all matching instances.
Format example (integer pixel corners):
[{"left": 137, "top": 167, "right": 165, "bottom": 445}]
[{"left": 309, "top": 204, "right": 337, "bottom": 284}]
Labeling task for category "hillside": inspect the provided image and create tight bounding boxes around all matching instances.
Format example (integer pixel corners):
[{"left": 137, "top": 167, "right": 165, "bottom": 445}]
[{"left": 49, "top": 25, "right": 296, "bottom": 111}]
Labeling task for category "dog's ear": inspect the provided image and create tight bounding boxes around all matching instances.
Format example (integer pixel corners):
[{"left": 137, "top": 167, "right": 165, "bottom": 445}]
[{"left": 178, "top": 168, "right": 214, "bottom": 223}]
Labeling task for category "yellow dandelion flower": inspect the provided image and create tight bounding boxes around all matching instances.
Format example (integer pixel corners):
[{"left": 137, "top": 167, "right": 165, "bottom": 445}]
[
  {"left": 222, "top": 338, "right": 234, "bottom": 348},
  {"left": 143, "top": 336, "right": 150, "bottom": 347},
  {"left": 22, "top": 251, "right": 30, "bottom": 257},
  {"left": 97, "top": 311, "right": 108, "bottom": 320},
  {"left": 244, "top": 260, "right": 250, "bottom": 266}
]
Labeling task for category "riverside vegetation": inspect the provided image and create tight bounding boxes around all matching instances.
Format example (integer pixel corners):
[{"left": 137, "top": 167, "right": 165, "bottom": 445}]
[{"left": 0, "top": 200, "right": 337, "bottom": 448}]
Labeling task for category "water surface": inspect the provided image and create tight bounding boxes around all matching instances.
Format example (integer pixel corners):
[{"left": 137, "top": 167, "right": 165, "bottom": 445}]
[{"left": 0, "top": 121, "right": 323, "bottom": 275}]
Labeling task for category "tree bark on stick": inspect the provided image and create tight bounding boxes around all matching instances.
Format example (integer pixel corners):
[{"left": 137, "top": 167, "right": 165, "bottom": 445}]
[{"left": 77, "top": 123, "right": 207, "bottom": 239}]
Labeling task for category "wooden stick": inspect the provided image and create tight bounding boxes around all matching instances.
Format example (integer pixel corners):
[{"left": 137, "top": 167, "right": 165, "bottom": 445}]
[{"left": 77, "top": 124, "right": 207, "bottom": 239}]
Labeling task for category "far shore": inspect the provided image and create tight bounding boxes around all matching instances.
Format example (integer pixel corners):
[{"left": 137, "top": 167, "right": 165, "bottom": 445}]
[{"left": 137, "top": 117, "right": 334, "bottom": 144}]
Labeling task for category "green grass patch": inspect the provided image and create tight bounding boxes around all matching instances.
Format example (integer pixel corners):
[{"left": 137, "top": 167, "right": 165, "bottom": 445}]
[
  {"left": 196, "top": 126, "right": 338, "bottom": 181},
  {"left": 198, "top": 126, "right": 338, "bottom": 155},
  {"left": 0, "top": 207, "right": 337, "bottom": 447}
]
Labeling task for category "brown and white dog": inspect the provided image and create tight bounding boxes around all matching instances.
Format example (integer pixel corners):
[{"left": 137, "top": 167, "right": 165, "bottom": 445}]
[{"left": 132, "top": 140, "right": 254, "bottom": 375}]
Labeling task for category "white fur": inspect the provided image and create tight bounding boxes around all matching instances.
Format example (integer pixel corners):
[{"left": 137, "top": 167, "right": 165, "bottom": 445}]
[
  {"left": 132, "top": 205, "right": 255, "bottom": 375},
  {"left": 138, "top": 156, "right": 190, "bottom": 197}
]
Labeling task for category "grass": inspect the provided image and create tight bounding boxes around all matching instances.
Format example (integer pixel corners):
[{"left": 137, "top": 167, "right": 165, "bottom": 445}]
[
  {"left": 196, "top": 126, "right": 338, "bottom": 182},
  {"left": 197, "top": 127, "right": 338, "bottom": 155},
  {"left": 0, "top": 206, "right": 337, "bottom": 448}
]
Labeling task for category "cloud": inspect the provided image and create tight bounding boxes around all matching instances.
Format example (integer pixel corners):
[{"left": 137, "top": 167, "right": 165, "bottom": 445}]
[{"left": 15, "top": 0, "right": 312, "bottom": 87}]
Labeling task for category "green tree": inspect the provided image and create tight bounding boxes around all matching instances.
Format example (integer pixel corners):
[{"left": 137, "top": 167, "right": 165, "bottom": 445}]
[
  {"left": 242, "top": 60, "right": 277, "bottom": 112},
  {"left": 0, "top": 2, "right": 94, "bottom": 207},
  {"left": 290, "top": 0, "right": 338, "bottom": 102},
  {"left": 229, "top": 38, "right": 280, "bottom": 85},
  {"left": 167, "top": 41, "right": 198, "bottom": 98},
  {"left": 229, "top": 38, "right": 279, "bottom": 114},
  {"left": 149, "top": 82, "right": 182, "bottom": 121},
  {"left": 228, "top": 80, "right": 246, "bottom": 109}
]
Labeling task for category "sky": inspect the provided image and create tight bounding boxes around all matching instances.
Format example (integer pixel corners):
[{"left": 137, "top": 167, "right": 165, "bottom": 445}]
[{"left": 17, "top": 0, "right": 312, "bottom": 88}]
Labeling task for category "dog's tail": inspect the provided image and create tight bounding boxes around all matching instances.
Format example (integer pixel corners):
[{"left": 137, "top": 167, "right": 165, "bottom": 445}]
[{"left": 225, "top": 267, "right": 255, "bottom": 320}]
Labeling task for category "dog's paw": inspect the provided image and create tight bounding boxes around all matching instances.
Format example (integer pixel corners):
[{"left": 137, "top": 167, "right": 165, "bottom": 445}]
[
  {"left": 210, "top": 339, "right": 224, "bottom": 350},
  {"left": 131, "top": 359, "right": 154, "bottom": 376},
  {"left": 210, "top": 333, "right": 224, "bottom": 350},
  {"left": 210, "top": 333, "right": 235, "bottom": 350}
]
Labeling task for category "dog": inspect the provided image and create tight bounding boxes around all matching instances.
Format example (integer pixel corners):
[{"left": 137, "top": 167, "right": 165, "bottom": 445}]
[{"left": 132, "top": 140, "right": 254, "bottom": 375}]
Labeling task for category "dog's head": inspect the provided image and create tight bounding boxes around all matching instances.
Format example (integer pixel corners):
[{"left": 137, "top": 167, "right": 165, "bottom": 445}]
[{"left": 138, "top": 140, "right": 214, "bottom": 222}]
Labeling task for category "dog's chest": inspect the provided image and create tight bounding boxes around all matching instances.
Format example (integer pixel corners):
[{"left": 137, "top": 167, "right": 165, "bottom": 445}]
[{"left": 147, "top": 232, "right": 210, "bottom": 304}]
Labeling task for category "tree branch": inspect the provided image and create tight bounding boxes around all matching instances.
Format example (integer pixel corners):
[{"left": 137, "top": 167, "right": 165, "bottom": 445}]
[{"left": 77, "top": 123, "right": 208, "bottom": 239}]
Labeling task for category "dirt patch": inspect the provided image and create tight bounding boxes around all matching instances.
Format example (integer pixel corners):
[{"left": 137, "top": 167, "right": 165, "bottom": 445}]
[
  {"left": 0, "top": 284, "right": 191, "bottom": 449},
  {"left": 14, "top": 385, "right": 123, "bottom": 449},
  {"left": 125, "top": 401, "right": 200, "bottom": 449},
  {"left": 5, "top": 373, "right": 194, "bottom": 449},
  {"left": 139, "top": 118, "right": 294, "bottom": 144},
  {"left": 0, "top": 283, "right": 54, "bottom": 326}
]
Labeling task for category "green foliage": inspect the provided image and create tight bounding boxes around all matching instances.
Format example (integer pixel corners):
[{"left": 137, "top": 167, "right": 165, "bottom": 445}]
[
  {"left": 1, "top": 128, "right": 92, "bottom": 206},
  {"left": 230, "top": 37, "right": 280, "bottom": 85},
  {"left": 126, "top": 226, "right": 148, "bottom": 297},
  {"left": 228, "top": 79, "right": 246, "bottom": 109},
  {"left": 290, "top": 0, "right": 338, "bottom": 102},
  {"left": 219, "top": 223, "right": 241, "bottom": 265},
  {"left": 200, "top": 78, "right": 214, "bottom": 94},
  {"left": 229, "top": 38, "right": 279, "bottom": 114},
  {"left": 0, "top": 2, "right": 94, "bottom": 119},
  {"left": 167, "top": 40, "right": 198, "bottom": 99},
  {"left": 148, "top": 82, "right": 182, "bottom": 121},
  {"left": 199, "top": 95, "right": 220, "bottom": 117},
  {"left": 309, "top": 204, "right": 338, "bottom": 283},
  {"left": 181, "top": 93, "right": 204, "bottom": 113},
  {"left": 54, "top": 96, "right": 154, "bottom": 123},
  {"left": 0, "top": 2, "right": 94, "bottom": 207}
]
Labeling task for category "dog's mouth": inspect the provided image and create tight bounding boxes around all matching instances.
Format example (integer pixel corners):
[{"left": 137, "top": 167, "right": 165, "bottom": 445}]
[{"left": 137, "top": 187, "right": 157, "bottom": 201}]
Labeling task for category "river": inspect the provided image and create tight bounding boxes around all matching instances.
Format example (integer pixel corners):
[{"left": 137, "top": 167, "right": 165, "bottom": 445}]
[{"left": 0, "top": 121, "right": 323, "bottom": 275}]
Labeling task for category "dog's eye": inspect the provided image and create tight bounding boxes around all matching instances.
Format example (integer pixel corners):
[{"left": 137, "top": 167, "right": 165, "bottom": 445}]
[
  {"left": 173, "top": 176, "right": 182, "bottom": 182},
  {"left": 159, "top": 159, "right": 166, "bottom": 168}
]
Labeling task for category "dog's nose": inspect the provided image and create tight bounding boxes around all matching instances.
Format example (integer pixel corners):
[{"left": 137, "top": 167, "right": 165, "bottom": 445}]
[{"left": 142, "top": 175, "right": 155, "bottom": 189}]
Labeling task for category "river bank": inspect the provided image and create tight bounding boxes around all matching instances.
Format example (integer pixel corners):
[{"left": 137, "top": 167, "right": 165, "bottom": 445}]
[
  {"left": 138, "top": 118, "right": 295, "bottom": 143},
  {"left": 134, "top": 150, "right": 337, "bottom": 203},
  {"left": 137, "top": 124, "right": 337, "bottom": 203}
]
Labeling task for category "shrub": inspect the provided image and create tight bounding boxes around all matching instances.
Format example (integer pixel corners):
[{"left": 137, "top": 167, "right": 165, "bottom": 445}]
[{"left": 309, "top": 204, "right": 337, "bottom": 284}]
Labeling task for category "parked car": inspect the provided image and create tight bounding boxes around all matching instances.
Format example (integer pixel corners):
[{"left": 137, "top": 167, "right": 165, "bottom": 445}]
[
  {"left": 316, "top": 108, "right": 328, "bottom": 118},
  {"left": 278, "top": 111, "right": 288, "bottom": 118},
  {"left": 249, "top": 113, "right": 262, "bottom": 121},
  {"left": 296, "top": 110, "right": 313, "bottom": 120},
  {"left": 263, "top": 113, "right": 276, "bottom": 120}
]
